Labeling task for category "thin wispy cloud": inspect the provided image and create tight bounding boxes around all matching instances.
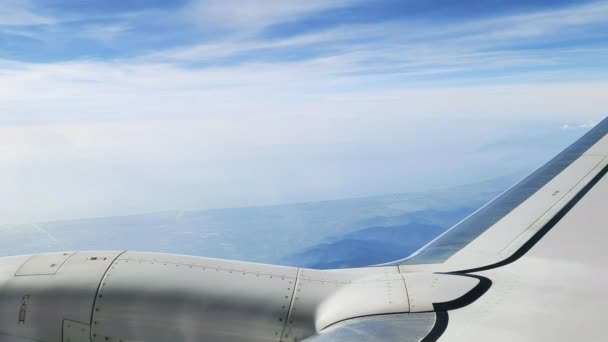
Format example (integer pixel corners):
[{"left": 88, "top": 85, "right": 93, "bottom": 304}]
[
  {"left": 2, "top": 1, "right": 607, "bottom": 83},
  {"left": 182, "top": 0, "right": 358, "bottom": 32},
  {"left": 562, "top": 121, "right": 599, "bottom": 130},
  {"left": 0, "top": 0, "right": 53, "bottom": 26},
  {"left": 150, "top": 1, "right": 608, "bottom": 81}
]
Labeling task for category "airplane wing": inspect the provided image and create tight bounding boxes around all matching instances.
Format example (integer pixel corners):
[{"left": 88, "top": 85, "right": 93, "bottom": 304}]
[
  {"left": 398, "top": 116, "right": 608, "bottom": 273},
  {"left": 0, "top": 117, "right": 606, "bottom": 342},
  {"left": 311, "top": 116, "right": 608, "bottom": 341}
]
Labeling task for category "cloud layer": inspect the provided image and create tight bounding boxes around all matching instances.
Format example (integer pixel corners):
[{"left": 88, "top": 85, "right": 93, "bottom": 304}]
[{"left": 0, "top": 0, "right": 606, "bottom": 223}]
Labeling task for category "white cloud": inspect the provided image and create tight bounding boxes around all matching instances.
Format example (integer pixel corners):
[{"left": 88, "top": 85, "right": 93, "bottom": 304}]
[
  {"left": 154, "top": 26, "right": 364, "bottom": 62},
  {"left": 143, "top": 0, "right": 608, "bottom": 89},
  {"left": 561, "top": 121, "right": 599, "bottom": 131},
  {"left": 0, "top": 0, "right": 54, "bottom": 26},
  {"left": 0, "top": 58, "right": 606, "bottom": 128},
  {"left": 79, "top": 23, "right": 131, "bottom": 43},
  {"left": 182, "top": 0, "right": 357, "bottom": 32},
  {"left": 444, "top": 1, "right": 608, "bottom": 42}
]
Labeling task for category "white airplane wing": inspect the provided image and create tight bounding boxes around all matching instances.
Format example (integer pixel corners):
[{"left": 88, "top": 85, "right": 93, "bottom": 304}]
[
  {"left": 399, "top": 116, "right": 608, "bottom": 274},
  {"left": 0, "top": 117, "right": 607, "bottom": 342},
  {"left": 312, "top": 116, "right": 608, "bottom": 341}
]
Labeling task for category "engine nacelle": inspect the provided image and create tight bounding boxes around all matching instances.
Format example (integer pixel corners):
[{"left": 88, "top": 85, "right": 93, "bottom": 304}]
[{"left": 0, "top": 252, "right": 478, "bottom": 342}]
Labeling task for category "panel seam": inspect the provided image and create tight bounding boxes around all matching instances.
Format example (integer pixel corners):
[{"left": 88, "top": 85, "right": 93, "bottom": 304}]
[
  {"left": 498, "top": 155, "right": 608, "bottom": 255},
  {"left": 279, "top": 267, "right": 301, "bottom": 342},
  {"left": 400, "top": 272, "right": 411, "bottom": 310},
  {"left": 88, "top": 251, "right": 127, "bottom": 330}
]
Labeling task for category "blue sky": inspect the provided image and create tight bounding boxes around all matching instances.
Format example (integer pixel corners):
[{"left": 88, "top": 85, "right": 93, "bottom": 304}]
[
  {"left": 3, "top": 0, "right": 608, "bottom": 80},
  {"left": 0, "top": 0, "right": 607, "bottom": 223}
]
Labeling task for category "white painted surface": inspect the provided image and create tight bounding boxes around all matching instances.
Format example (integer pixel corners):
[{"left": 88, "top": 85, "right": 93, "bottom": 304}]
[
  {"left": 403, "top": 273, "right": 478, "bottom": 312},
  {"left": 439, "top": 164, "right": 608, "bottom": 341},
  {"left": 0, "top": 252, "right": 120, "bottom": 342},
  {"left": 402, "top": 154, "right": 608, "bottom": 273},
  {"left": 91, "top": 255, "right": 413, "bottom": 342},
  {"left": 92, "top": 253, "right": 296, "bottom": 342},
  {"left": 15, "top": 252, "right": 75, "bottom": 276},
  {"left": 292, "top": 268, "right": 409, "bottom": 339},
  {"left": 62, "top": 320, "right": 90, "bottom": 342},
  {"left": 585, "top": 134, "right": 608, "bottom": 156}
]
